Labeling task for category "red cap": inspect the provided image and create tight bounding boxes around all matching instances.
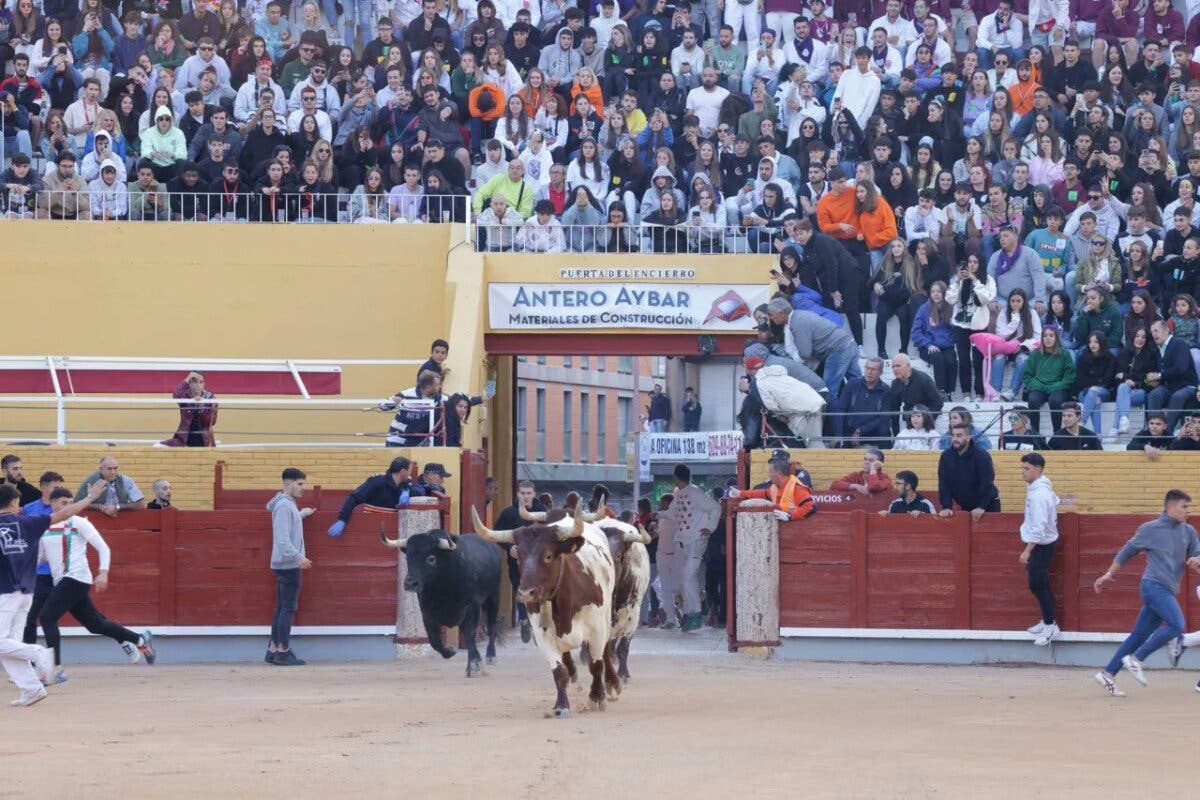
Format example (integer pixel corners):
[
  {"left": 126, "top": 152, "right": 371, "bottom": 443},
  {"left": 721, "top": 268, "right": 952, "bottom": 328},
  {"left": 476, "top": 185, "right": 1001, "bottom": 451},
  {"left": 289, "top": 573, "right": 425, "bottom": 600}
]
[{"left": 743, "top": 356, "right": 765, "bottom": 370}]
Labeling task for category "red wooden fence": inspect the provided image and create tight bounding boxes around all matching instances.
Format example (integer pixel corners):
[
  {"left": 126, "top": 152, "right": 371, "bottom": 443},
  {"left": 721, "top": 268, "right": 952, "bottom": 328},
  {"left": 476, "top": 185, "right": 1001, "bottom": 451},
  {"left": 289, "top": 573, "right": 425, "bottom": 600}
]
[
  {"left": 68, "top": 508, "right": 399, "bottom": 628},
  {"left": 731, "top": 510, "right": 1200, "bottom": 648}
]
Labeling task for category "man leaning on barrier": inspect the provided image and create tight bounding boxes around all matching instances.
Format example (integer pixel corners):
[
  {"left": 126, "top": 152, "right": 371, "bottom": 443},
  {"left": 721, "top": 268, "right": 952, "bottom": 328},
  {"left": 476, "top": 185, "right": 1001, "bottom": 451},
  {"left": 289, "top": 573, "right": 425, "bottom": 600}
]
[{"left": 327, "top": 456, "right": 426, "bottom": 537}]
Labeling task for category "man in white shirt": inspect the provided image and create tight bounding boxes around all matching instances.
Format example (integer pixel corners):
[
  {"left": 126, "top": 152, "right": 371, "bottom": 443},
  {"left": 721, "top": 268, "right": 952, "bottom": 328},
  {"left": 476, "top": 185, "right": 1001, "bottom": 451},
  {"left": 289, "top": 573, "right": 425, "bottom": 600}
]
[
  {"left": 685, "top": 67, "right": 730, "bottom": 137},
  {"left": 784, "top": 16, "right": 828, "bottom": 86},
  {"left": 234, "top": 58, "right": 288, "bottom": 122},
  {"left": 670, "top": 29, "right": 706, "bottom": 92},
  {"left": 655, "top": 464, "right": 720, "bottom": 632},
  {"left": 866, "top": 26, "right": 903, "bottom": 88},
  {"left": 495, "top": 0, "right": 539, "bottom": 29},
  {"left": 62, "top": 77, "right": 102, "bottom": 154},
  {"left": 286, "top": 87, "right": 333, "bottom": 140},
  {"left": 905, "top": 16, "right": 952, "bottom": 67},
  {"left": 35, "top": 487, "right": 158, "bottom": 682},
  {"left": 778, "top": 74, "right": 827, "bottom": 144},
  {"left": 742, "top": 27, "right": 786, "bottom": 95},
  {"left": 869, "top": 0, "right": 916, "bottom": 54},
  {"left": 833, "top": 46, "right": 881, "bottom": 127},
  {"left": 176, "top": 36, "right": 232, "bottom": 89},
  {"left": 976, "top": 0, "right": 1025, "bottom": 69}
]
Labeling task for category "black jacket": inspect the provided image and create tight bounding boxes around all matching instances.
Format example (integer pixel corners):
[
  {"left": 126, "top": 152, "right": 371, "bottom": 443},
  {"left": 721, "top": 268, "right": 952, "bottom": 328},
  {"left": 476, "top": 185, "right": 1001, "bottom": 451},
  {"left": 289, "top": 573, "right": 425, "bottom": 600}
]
[
  {"left": 494, "top": 498, "right": 548, "bottom": 531},
  {"left": 1073, "top": 349, "right": 1116, "bottom": 394},
  {"left": 337, "top": 474, "right": 426, "bottom": 522},
  {"left": 1047, "top": 427, "right": 1102, "bottom": 450},
  {"left": 1160, "top": 336, "right": 1199, "bottom": 391},
  {"left": 937, "top": 442, "right": 999, "bottom": 511},
  {"left": 648, "top": 392, "right": 671, "bottom": 423},
  {"left": 1127, "top": 429, "right": 1174, "bottom": 451},
  {"left": 1, "top": 478, "right": 40, "bottom": 506},
  {"left": 1114, "top": 343, "right": 1160, "bottom": 387},
  {"left": 889, "top": 371, "right": 943, "bottom": 433}
]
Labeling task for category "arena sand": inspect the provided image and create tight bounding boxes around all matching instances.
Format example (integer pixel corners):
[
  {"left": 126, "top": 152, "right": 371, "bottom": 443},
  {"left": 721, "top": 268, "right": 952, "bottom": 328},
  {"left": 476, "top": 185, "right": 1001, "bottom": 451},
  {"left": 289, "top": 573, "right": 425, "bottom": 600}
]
[{"left": 4, "top": 629, "right": 1195, "bottom": 799}]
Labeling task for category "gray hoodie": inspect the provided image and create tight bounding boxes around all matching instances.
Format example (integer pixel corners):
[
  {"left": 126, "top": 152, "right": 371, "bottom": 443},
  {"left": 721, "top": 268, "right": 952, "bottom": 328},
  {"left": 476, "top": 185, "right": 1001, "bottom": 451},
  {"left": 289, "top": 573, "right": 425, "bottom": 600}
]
[
  {"left": 538, "top": 28, "right": 583, "bottom": 85},
  {"left": 639, "top": 165, "right": 685, "bottom": 220},
  {"left": 268, "top": 492, "right": 306, "bottom": 569},
  {"left": 1115, "top": 513, "right": 1200, "bottom": 592}
]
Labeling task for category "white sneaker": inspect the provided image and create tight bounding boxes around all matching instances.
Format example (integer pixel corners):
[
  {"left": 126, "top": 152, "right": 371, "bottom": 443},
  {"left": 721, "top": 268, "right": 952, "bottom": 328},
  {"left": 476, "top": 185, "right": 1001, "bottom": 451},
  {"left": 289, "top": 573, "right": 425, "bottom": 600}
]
[
  {"left": 1168, "top": 636, "right": 1185, "bottom": 668},
  {"left": 1094, "top": 671, "right": 1126, "bottom": 697},
  {"left": 1026, "top": 621, "right": 1046, "bottom": 635},
  {"left": 1118, "top": 416, "right": 1130, "bottom": 434},
  {"left": 10, "top": 687, "right": 47, "bottom": 707},
  {"left": 1034, "top": 623, "right": 1060, "bottom": 646},
  {"left": 1106, "top": 428, "right": 1120, "bottom": 438},
  {"left": 33, "top": 647, "right": 53, "bottom": 684},
  {"left": 1000, "top": 390, "right": 1014, "bottom": 401},
  {"left": 1122, "top": 654, "right": 1148, "bottom": 685},
  {"left": 120, "top": 641, "right": 142, "bottom": 664}
]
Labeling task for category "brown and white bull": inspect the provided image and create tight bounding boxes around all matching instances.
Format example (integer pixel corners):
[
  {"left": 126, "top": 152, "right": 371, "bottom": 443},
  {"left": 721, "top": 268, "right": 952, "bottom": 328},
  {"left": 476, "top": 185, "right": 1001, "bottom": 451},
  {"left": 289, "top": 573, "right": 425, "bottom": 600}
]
[
  {"left": 471, "top": 504, "right": 615, "bottom": 718},
  {"left": 595, "top": 519, "right": 652, "bottom": 688}
]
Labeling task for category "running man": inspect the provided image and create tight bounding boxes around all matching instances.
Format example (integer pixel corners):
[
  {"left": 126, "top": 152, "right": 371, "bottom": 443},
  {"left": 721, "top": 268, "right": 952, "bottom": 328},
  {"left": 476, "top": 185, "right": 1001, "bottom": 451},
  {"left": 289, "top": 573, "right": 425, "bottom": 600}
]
[
  {"left": 20, "top": 472, "right": 65, "bottom": 666},
  {"left": 1093, "top": 489, "right": 1200, "bottom": 697},
  {"left": 1, "top": 479, "right": 108, "bottom": 707},
  {"left": 38, "top": 487, "right": 156, "bottom": 678},
  {"left": 1166, "top": 584, "right": 1200, "bottom": 692}
]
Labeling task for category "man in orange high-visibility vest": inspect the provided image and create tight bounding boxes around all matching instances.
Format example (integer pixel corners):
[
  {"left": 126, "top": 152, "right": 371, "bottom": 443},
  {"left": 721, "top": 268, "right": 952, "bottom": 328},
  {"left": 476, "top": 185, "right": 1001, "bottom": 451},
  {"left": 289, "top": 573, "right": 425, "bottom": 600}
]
[{"left": 729, "top": 455, "right": 815, "bottom": 521}]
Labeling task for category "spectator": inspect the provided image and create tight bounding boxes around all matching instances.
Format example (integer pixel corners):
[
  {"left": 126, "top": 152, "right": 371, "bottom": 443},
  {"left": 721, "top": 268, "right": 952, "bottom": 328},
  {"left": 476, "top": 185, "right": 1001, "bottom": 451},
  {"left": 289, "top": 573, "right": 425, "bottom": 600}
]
[
  {"left": 646, "top": 383, "right": 671, "bottom": 432},
  {"left": 0, "top": 454, "right": 40, "bottom": 506},
  {"left": 1047, "top": 400, "right": 1103, "bottom": 450},
  {"left": 1127, "top": 412, "right": 1174, "bottom": 460},
  {"left": 681, "top": 386, "right": 701, "bottom": 432},
  {"left": 267, "top": 467, "right": 315, "bottom": 666},
  {"left": 417, "top": 463, "right": 452, "bottom": 497},
  {"left": 1018, "top": 452, "right": 1061, "bottom": 646},
  {"left": 836, "top": 357, "right": 892, "bottom": 447},
  {"left": 893, "top": 405, "right": 941, "bottom": 451},
  {"left": 73, "top": 456, "right": 146, "bottom": 517},
  {"left": 474, "top": 158, "right": 534, "bottom": 218},
  {"left": 888, "top": 354, "right": 943, "bottom": 425},
  {"left": 516, "top": 198, "right": 567, "bottom": 252},
  {"left": 1169, "top": 414, "right": 1200, "bottom": 451},
  {"left": 37, "top": 151, "right": 90, "bottom": 220},
  {"left": 947, "top": 253, "right": 996, "bottom": 400},
  {"left": 1147, "top": 319, "right": 1199, "bottom": 432},
  {"left": 882, "top": 470, "right": 936, "bottom": 516},
  {"left": 161, "top": 371, "right": 218, "bottom": 447},
  {"left": 444, "top": 389, "right": 493, "bottom": 447},
  {"left": 1001, "top": 407, "right": 1048, "bottom": 451},
  {"left": 381, "top": 370, "right": 446, "bottom": 446},
  {"left": 743, "top": 355, "right": 826, "bottom": 447},
  {"left": 417, "top": 338, "right": 450, "bottom": 381},
  {"left": 911, "top": 281, "right": 958, "bottom": 400},
  {"left": 1023, "top": 326, "right": 1076, "bottom": 434},
  {"left": 476, "top": 192, "right": 526, "bottom": 250},
  {"left": 937, "top": 423, "right": 1002, "bottom": 518},
  {"left": 767, "top": 297, "right": 861, "bottom": 404},
  {"left": 831, "top": 448, "right": 892, "bottom": 496},
  {"left": 1074, "top": 332, "right": 1116, "bottom": 435},
  {"left": 147, "top": 479, "right": 173, "bottom": 510},
  {"left": 986, "top": 287, "right": 1042, "bottom": 402},
  {"left": 728, "top": 456, "right": 815, "bottom": 521},
  {"left": 327, "top": 456, "right": 426, "bottom": 537}
]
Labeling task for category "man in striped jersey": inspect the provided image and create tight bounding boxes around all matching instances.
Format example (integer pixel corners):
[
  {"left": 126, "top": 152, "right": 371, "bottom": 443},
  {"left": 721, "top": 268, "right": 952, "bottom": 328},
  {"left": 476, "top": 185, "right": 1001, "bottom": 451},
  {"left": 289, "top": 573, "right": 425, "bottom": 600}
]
[{"left": 37, "top": 487, "right": 156, "bottom": 682}]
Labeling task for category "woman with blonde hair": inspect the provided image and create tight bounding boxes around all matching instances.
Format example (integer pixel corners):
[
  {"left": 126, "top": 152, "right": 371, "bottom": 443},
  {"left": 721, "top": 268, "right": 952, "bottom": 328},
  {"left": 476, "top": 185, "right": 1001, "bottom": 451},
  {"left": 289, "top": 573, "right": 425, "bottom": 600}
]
[
  {"left": 517, "top": 68, "right": 549, "bottom": 115},
  {"left": 304, "top": 139, "right": 337, "bottom": 184},
  {"left": 570, "top": 66, "right": 604, "bottom": 116},
  {"left": 482, "top": 43, "right": 522, "bottom": 98}
]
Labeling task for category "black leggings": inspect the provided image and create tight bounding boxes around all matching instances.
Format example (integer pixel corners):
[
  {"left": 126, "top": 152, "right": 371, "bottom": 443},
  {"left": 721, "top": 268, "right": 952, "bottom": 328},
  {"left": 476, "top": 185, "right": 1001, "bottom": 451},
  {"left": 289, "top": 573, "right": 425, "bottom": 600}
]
[
  {"left": 1026, "top": 541, "right": 1057, "bottom": 625},
  {"left": 271, "top": 568, "right": 301, "bottom": 648},
  {"left": 875, "top": 296, "right": 914, "bottom": 355},
  {"left": 953, "top": 326, "right": 984, "bottom": 396},
  {"left": 919, "top": 346, "right": 958, "bottom": 393},
  {"left": 1024, "top": 389, "right": 1067, "bottom": 433},
  {"left": 39, "top": 577, "right": 140, "bottom": 666},
  {"left": 505, "top": 549, "right": 528, "bottom": 622},
  {"left": 22, "top": 573, "right": 54, "bottom": 658}
]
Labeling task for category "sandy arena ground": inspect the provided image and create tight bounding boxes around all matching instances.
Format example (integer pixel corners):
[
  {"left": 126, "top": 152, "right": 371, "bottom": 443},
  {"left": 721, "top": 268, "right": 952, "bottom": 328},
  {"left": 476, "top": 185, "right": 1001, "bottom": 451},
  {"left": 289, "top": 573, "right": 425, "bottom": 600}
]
[{"left": 4, "top": 629, "right": 1196, "bottom": 799}]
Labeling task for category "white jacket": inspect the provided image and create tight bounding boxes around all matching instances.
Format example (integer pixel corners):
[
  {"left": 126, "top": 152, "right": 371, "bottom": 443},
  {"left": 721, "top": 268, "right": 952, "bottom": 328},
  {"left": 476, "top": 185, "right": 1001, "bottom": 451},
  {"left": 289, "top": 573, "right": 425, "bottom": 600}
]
[
  {"left": 1020, "top": 475, "right": 1059, "bottom": 545},
  {"left": 832, "top": 67, "right": 881, "bottom": 131},
  {"left": 993, "top": 308, "right": 1042, "bottom": 351},
  {"left": 946, "top": 274, "right": 996, "bottom": 331},
  {"left": 977, "top": 12, "right": 1025, "bottom": 51},
  {"left": 38, "top": 515, "right": 110, "bottom": 585},
  {"left": 659, "top": 483, "right": 720, "bottom": 550},
  {"left": 903, "top": 205, "right": 946, "bottom": 244},
  {"left": 783, "top": 38, "right": 829, "bottom": 85},
  {"left": 755, "top": 364, "right": 827, "bottom": 436}
]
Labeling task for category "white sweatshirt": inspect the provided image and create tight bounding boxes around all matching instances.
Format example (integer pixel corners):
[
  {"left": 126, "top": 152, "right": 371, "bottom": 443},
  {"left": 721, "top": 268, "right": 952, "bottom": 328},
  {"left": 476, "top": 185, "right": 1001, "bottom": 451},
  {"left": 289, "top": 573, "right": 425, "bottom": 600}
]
[
  {"left": 1020, "top": 475, "right": 1059, "bottom": 545},
  {"left": 38, "top": 515, "right": 110, "bottom": 585}
]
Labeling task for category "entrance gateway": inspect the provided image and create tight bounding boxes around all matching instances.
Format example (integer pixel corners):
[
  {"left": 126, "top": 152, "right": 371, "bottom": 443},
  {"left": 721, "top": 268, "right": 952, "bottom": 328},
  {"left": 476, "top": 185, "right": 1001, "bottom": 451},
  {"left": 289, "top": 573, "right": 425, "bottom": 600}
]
[{"left": 481, "top": 252, "right": 772, "bottom": 511}]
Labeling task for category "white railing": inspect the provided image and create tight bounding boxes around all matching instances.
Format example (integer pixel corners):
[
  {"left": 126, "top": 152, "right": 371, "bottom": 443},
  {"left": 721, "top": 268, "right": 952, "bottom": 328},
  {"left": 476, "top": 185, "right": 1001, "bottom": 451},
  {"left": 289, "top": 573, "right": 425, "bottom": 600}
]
[{"left": 471, "top": 222, "right": 779, "bottom": 254}]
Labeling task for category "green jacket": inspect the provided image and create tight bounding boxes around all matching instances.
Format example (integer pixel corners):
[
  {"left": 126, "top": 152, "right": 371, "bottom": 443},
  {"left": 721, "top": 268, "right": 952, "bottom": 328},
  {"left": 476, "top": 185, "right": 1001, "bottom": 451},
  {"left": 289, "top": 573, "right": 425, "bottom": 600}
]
[
  {"left": 449, "top": 67, "right": 481, "bottom": 102},
  {"left": 1023, "top": 348, "right": 1076, "bottom": 393},
  {"left": 1072, "top": 302, "right": 1124, "bottom": 349}
]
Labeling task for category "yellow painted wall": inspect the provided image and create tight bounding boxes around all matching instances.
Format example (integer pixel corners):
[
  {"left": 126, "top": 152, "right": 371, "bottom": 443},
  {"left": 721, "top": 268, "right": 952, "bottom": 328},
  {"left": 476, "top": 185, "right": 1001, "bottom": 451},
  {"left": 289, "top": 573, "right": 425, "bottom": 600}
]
[
  {"left": 8, "top": 445, "right": 462, "bottom": 521},
  {"left": 751, "top": 449, "right": 1196, "bottom": 514},
  {"left": 0, "top": 223, "right": 475, "bottom": 444}
]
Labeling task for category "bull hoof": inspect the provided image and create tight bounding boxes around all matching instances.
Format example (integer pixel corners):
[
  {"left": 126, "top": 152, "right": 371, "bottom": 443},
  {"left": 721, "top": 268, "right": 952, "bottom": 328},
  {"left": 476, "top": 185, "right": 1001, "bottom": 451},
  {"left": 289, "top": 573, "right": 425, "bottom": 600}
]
[
  {"left": 587, "top": 697, "right": 607, "bottom": 712},
  {"left": 439, "top": 647, "right": 457, "bottom": 660},
  {"left": 466, "top": 659, "right": 481, "bottom": 677},
  {"left": 486, "top": 655, "right": 496, "bottom": 665},
  {"left": 545, "top": 707, "right": 570, "bottom": 719}
]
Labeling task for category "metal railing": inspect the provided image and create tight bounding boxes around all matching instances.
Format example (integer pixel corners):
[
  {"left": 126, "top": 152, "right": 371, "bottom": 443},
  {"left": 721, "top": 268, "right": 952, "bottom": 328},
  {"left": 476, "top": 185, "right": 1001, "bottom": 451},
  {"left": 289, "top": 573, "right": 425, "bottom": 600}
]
[
  {"left": 472, "top": 222, "right": 778, "bottom": 254},
  {"left": 6, "top": 190, "right": 472, "bottom": 228}
]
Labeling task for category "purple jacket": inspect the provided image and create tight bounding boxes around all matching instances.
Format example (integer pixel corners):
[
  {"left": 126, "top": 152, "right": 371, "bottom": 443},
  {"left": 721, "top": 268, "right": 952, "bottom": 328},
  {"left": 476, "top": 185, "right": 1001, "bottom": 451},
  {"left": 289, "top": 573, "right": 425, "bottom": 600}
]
[{"left": 1097, "top": 9, "right": 1139, "bottom": 42}]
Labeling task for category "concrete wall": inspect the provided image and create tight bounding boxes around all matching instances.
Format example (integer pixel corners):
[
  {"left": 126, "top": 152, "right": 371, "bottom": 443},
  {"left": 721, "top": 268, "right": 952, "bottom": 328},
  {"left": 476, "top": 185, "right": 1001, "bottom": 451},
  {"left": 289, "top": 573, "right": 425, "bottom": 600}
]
[{"left": 752, "top": 449, "right": 1195, "bottom": 514}]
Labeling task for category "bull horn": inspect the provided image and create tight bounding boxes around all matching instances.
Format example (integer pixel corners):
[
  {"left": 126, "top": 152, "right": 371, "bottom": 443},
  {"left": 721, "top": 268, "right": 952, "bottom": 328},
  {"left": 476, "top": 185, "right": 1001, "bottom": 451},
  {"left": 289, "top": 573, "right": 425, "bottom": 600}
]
[
  {"left": 379, "top": 524, "right": 409, "bottom": 550},
  {"left": 558, "top": 503, "right": 585, "bottom": 540},
  {"left": 437, "top": 534, "right": 457, "bottom": 551},
  {"left": 580, "top": 505, "right": 607, "bottom": 523},
  {"left": 632, "top": 525, "right": 653, "bottom": 545},
  {"left": 518, "top": 505, "right": 547, "bottom": 522},
  {"left": 471, "top": 506, "right": 514, "bottom": 544}
]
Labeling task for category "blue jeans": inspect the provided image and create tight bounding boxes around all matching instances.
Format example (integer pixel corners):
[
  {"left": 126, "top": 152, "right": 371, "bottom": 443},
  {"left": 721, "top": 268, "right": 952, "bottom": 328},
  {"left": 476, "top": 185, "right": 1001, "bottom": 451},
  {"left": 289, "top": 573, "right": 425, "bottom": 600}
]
[
  {"left": 822, "top": 341, "right": 863, "bottom": 405},
  {"left": 1146, "top": 384, "right": 1196, "bottom": 432},
  {"left": 990, "top": 352, "right": 1028, "bottom": 394},
  {"left": 1078, "top": 386, "right": 1111, "bottom": 433},
  {"left": 343, "top": 0, "right": 376, "bottom": 52},
  {"left": 271, "top": 568, "right": 301, "bottom": 649},
  {"left": 1113, "top": 383, "right": 1146, "bottom": 423},
  {"left": 1105, "top": 579, "right": 1185, "bottom": 675},
  {"left": 4, "top": 131, "right": 32, "bottom": 158},
  {"left": 648, "top": 418, "right": 668, "bottom": 432}
]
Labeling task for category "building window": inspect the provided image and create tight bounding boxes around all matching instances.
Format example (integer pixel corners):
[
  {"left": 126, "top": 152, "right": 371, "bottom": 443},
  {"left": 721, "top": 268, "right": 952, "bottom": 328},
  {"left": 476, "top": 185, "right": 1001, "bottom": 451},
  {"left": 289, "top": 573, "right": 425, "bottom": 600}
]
[
  {"left": 535, "top": 388, "right": 546, "bottom": 462},
  {"left": 617, "top": 396, "right": 631, "bottom": 461},
  {"left": 580, "top": 392, "right": 590, "bottom": 462},
  {"left": 597, "top": 356, "right": 606, "bottom": 372},
  {"left": 655, "top": 357, "right": 667, "bottom": 377},
  {"left": 563, "top": 391, "right": 572, "bottom": 462},
  {"left": 580, "top": 355, "right": 590, "bottom": 369},
  {"left": 617, "top": 356, "right": 633, "bottom": 373},
  {"left": 516, "top": 386, "right": 526, "bottom": 459},
  {"left": 597, "top": 395, "right": 607, "bottom": 463},
  {"left": 536, "top": 355, "right": 546, "bottom": 365},
  {"left": 563, "top": 355, "right": 572, "bottom": 368}
]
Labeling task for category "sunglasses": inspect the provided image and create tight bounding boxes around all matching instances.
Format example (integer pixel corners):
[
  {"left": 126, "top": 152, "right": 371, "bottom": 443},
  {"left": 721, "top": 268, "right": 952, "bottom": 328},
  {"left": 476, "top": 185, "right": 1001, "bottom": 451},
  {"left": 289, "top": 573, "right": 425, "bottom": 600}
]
[
  {"left": 1092, "top": 240, "right": 1106, "bottom": 246},
  {"left": 199, "top": 45, "right": 214, "bottom": 51},
  {"left": 1088, "top": 194, "right": 1102, "bottom": 200}
]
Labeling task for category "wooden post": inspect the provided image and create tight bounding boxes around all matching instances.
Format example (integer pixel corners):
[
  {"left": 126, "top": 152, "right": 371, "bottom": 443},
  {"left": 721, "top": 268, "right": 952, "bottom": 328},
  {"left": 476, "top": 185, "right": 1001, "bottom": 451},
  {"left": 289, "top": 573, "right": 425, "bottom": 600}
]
[
  {"left": 734, "top": 499, "right": 779, "bottom": 650},
  {"left": 394, "top": 497, "right": 440, "bottom": 657}
]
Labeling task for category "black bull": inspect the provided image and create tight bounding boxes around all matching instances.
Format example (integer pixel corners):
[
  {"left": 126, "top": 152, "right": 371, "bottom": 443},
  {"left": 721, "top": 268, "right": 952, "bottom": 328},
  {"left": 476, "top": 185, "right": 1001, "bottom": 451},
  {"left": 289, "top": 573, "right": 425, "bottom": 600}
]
[{"left": 380, "top": 529, "right": 502, "bottom": 677}]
